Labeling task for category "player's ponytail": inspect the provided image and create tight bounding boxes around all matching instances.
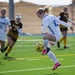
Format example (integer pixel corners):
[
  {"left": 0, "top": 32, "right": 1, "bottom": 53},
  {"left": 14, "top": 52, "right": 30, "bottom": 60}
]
[{"left": 43, "top": 6, "right": 52, "bottom": 14}]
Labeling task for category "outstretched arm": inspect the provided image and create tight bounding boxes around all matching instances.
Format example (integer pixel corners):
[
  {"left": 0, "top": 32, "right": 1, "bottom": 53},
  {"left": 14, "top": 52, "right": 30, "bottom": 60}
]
[{"left": 68, "top": 18, "right": 75, "bottom": 26}]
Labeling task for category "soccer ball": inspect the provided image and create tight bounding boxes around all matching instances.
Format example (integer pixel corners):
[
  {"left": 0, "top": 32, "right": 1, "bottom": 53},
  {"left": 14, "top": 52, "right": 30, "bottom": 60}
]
[{"left": 35, "top": 42, "right": 44, "bottom": 52}]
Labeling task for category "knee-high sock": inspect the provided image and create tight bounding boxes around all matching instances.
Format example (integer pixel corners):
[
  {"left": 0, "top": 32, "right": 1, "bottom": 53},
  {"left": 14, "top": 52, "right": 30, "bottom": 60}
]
[
  {"left": 47, "top": 51, "right": 58, "bottom": 63},
  {"left": 59, "top": 37, "right": 64, "bottom": 43},
  {"left": 47, "top": 43, "right": 58, "bottom": 63},
  {"left": 6, "top": 46, "right": 12, "bottom": 55},
  {"left": 44, "top": 39, "right": 48, "bottom": 50},
  {"left": 64, "top": 38, "right": 67, "bottom": 46},
  {"left": 6, "top": 43, "right": 9, "bottom": 48}
]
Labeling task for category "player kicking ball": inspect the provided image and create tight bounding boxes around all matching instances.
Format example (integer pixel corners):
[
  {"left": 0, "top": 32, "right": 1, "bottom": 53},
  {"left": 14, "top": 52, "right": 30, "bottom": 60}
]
[{"left": 36, "top": 6, "right": 73, "bottom": 70}]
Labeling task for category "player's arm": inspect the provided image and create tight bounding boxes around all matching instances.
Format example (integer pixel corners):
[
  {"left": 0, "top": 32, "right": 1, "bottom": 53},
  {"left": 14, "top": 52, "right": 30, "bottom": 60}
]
[
  {"left": 58, "top": 16, "right": 61, "bottom": 19},
  {"left": 17, "top": 23, "right": 23, "bottom": 34},
  {"left": 68, "top": 18, "right": 75, "bottom": 26},
  {"left": 55, "top": 16, "right": 71, "bottom": 28},
  {"left": 12, "top": 25, "right": 19, "bottom": 28},
  {"left": 54, "top": 16, "right": 73, "bottom": 31},
  {"left": 59, "top": 21, "right": 71, "bottom": 28},
  {"left": 7, "top": 19, "right": 12, "bottom": 31},
  {"left": 17, "top": 28, "right": 22, "bottom": 34},
  {"left": 60, "top": 20, "right": 73, "bottom": 31}
]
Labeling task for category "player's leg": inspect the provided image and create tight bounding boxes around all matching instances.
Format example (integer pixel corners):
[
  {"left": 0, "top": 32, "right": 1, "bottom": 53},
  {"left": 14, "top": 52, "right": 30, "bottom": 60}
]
[
  {"left": 62, "top": 31, "right": 69, "bottom": 49},
  {"left": 42, "top": 34, "right": 61, "bottom": 70},
  {"left": 57, "top": 28, "right": 64, "bottom": 48},
  {"left": 3, "top": 36, "right": 11, "bottom": 52},
  {"left": 0, "top": 35, "right": 6, "bottom": 52},
  {"left": 5, "top": 39, "right": 16, "bottom": 57},
  {"left": 42, "top": 34, "right": 56, "bottom": 55},
  {"left": 57, "top": 36, "right": 64, "bottom": 48},
  {"left": 0, "top": 41, "right": 5, "bottom": 53}
]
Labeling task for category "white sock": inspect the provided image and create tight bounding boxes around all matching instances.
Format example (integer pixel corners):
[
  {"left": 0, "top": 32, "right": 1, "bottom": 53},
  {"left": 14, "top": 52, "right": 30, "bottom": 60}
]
[
  {"left": 44, "top": 39, "right": 48, "bottom": 50},
  {"left": 47, "top": 43, "right": 52, "bottom": 48},
  {"left": 47, "top": 51, "right": 58, "bottom": 63}
]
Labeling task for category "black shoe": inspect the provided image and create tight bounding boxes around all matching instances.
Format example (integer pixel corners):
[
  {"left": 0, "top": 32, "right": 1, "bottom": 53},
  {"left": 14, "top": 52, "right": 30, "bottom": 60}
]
[
  {"left": 57, "top": 42, "right": 60, "bottom": 48},
  {"left": 3, "top": 53, "right": 8, "bottom": 59},
  {"left": 63, "top": 46, "right": 69, "bottom": 49},
  {"left": 0, "top": 49, "right": 4, "bottom": 53},
  {"left": 3, "top": 47, "right": 8, "bottom": 52},
  {"left": 5, "top": 53, "right": 8, "bottom": 57}
]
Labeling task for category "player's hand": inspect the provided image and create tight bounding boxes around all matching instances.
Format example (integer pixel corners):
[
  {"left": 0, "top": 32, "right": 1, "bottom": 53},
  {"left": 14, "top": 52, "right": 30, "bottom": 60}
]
[
  {"left": 70, "top": 26, "right": 73, "bottom": 31},
  {"left": 72, "top": 23, "right": 75, "bottom": 26},
  {"left": 9, "top": 27, "right": 12, "bottom": 31}
]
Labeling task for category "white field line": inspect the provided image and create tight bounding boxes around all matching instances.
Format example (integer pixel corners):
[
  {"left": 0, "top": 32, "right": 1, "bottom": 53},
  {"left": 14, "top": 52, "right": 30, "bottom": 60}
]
[
  {"left": 26, "top": 58, "right": 40, "bottom": 61},
  {"left": 14, "top": 45, "right": 34, "bottom": 47},
  {"left": 9, "top": 54, "right": 75, "bottom": 61},
  {"left": 50, "top": 59, "right": 63, "bottom": 61},
  {"left": 26, "top": 58, "right": 63, "bottom": 61},
  {"left": 12, "top": 50, "right": 30, "bottom": 52},
  {"left": 0, "top": 65, "right": 75, "bottom": 74}
]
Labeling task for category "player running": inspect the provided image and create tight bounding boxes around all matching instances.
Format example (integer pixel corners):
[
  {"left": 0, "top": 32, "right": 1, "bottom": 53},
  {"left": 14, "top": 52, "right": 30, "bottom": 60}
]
[
  {"left": 57, "top": 6, "right": 75, "bottom": 49},
  {"left": 0, "top": 7, "right": 11, "bottom": 53},
  {"left": 4, "top": 14, "right": 23, "bottom": 58}
]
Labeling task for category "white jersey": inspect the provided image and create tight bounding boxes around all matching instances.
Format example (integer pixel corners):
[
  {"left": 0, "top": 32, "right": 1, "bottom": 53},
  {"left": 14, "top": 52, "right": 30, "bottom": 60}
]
[
  {"left": 0, "top": 17, "right": 11, "bottom": 41},
  {"left": 0, "top": 17, "right": 11, "bottom": 34},
  {"left": 42, "top": 14, "right": 71, "bottom": 41}
]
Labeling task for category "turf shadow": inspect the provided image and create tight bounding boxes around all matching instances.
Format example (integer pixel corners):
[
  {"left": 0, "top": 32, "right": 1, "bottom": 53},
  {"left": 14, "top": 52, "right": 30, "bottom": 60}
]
[
  {"left": 3, "top": 57, "right": 16, "bottom": 61},
  {"left": 0, "top": 62, "right": 5, "bottom": 66},
  {"left": 45, "top": 73, "right": 59, "bottom": 75}
]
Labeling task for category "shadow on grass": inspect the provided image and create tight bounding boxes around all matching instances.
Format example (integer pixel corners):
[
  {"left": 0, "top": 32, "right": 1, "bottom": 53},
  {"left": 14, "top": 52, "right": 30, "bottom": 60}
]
[
  {"left": 55, "top": 48, "right": 69, "bottom": 51},
  {"left": 45, "top": 73, "right": 59, "bottom": 75},
  {"left": 0, "top": 62, "right": 5, "bottom": 66},
  {"left": 3, "top": 56, "right": 16, "bottom": 61}
]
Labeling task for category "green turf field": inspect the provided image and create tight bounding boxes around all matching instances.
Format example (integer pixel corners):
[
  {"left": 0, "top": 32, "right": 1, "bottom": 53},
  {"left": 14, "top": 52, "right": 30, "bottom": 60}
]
[{"left": 0, "top": 35, "right": 75, "bottom": 75}]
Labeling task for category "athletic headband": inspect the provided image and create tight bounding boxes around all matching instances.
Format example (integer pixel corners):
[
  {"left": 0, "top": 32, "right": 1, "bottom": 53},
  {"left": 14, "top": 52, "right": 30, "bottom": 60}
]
[
  {"left": 1, "top": 7, "right": 6, "bottom": 11},
  {"left": 15, "top": 14, "right": 21, "bottom": 18}
]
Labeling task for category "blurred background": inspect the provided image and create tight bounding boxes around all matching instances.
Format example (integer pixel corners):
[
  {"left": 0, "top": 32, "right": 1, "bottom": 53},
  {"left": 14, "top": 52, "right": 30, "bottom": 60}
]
[{"left": 0, "top": 0, "right": 75, "bottom": 34}]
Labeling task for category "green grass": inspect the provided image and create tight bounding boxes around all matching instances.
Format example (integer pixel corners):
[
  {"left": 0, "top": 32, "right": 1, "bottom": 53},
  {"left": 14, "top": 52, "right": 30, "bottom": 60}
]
[{"left": 0, "top": 35, "right": 75, "bottom": 75}]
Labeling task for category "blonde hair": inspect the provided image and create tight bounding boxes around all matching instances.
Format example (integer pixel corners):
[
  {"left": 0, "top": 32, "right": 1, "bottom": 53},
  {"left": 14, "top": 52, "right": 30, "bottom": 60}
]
[
  {"left": 36, "top": 6, "right": 52, "bottom": 15},
  {"left": 44, "top": 5, "right": 53, "bottom": 14}
]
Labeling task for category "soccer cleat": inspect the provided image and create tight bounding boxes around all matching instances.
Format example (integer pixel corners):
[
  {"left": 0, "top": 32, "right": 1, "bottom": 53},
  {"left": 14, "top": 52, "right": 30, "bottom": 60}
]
[
  {"left": 52, "top": 62, "right": 61, "bottom": 70},
  {"left": 0, "top": 49, "right": 4, "bottom": 53},
  {"left": 63, "top": 46, "right": 69, "bottom": 49},
  {"left": 4, "top": 53, "right": 8, "bottom": 59},
  {"left": 4, "top": 53, "right": 8, "bottom": 57},
  {"left": 41, "top": 49, "right": 47, "bottom": 55},
  {"left": 57, "top": 42, "right": 60, "bottom": 48},
  {"left": 3, "top": 47, "right": 8, "bottom": 52}
]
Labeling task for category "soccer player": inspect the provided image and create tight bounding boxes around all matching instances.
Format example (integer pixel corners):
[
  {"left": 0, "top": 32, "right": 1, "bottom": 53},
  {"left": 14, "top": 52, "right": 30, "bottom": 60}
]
[
  {"left": 0, "top": 7, "right": 11, "bottom": 53},
  {"left": 57, "top": 6, "right": 75, "bottom": 49},
  {"left": 36, "top": 7, "right": 73, "bottom": 70},
  {"left": 3, "top": 14, "right": 23, "bottom": 58}
]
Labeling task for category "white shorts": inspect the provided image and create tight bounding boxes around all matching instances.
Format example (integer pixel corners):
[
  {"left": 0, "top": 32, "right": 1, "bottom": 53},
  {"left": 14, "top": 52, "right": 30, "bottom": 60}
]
[
  {"left": 54, "top": 34, "right": 61, "bottom": 43},
  {"left": 0, "top": 33, "right": 6, "bottom": 41}
]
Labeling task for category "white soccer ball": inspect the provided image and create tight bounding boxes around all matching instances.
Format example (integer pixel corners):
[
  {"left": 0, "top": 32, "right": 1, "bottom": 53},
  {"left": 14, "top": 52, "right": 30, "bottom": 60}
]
[{"left": 35, "top": 42, "right": 44, "bottom": 52}]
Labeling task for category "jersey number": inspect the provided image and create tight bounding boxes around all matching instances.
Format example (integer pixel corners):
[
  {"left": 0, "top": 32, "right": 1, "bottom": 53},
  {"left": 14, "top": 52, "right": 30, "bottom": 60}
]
[{"left": 53, "top": 20, "right": 58, "bottom": 27}]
